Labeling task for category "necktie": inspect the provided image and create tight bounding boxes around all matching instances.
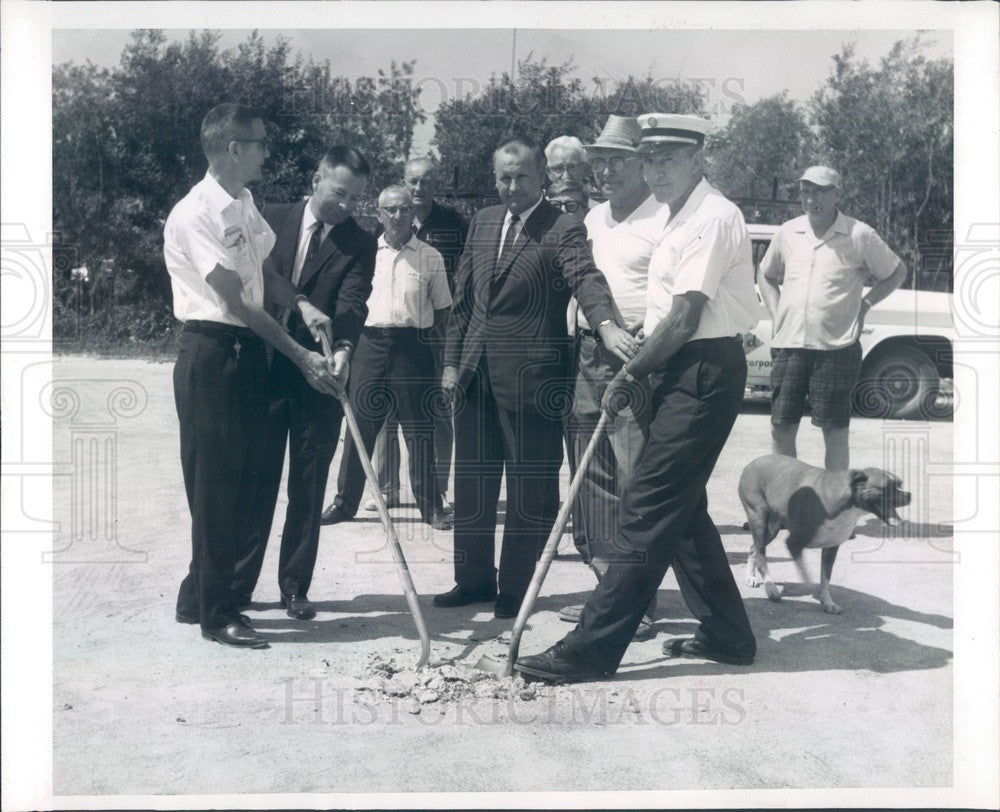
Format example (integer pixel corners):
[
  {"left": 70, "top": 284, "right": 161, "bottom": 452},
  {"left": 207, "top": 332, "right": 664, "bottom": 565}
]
[
  {"left": 305, "top": 220, "right": 325, "bottom": 265},
  {"left": 497, "top": 213, "right": 520, "bottom": 268}
]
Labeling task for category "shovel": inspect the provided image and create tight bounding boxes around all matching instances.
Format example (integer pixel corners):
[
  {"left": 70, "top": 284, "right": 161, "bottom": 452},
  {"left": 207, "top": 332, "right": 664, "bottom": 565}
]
[
  {"left": 319, "top": 333, "right": 431, "bottom": 668},
  {"left": 477, "top": 410, "right": 610, "bottom": 677}
]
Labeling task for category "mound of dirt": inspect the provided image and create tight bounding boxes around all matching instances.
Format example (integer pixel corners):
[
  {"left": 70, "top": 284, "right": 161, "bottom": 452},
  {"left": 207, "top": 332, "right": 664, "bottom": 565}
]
[{"left": 356, "top": 653, "right": 555, "bottom": 713}]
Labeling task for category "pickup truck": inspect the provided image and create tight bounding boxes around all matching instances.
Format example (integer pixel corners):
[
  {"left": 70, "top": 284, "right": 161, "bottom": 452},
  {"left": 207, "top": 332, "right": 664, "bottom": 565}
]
[{"left": 742, "top": 224, "right": 953, "bottom": 420}]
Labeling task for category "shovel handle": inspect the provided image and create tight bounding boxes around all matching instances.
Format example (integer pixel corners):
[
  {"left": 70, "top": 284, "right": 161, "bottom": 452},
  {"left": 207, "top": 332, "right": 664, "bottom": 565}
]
[
  {"left": 319, "top": 333, "right": 431, "bottom": 668},
  {"left": 505, "top": 410, "right": 611, "bottom": 676}
]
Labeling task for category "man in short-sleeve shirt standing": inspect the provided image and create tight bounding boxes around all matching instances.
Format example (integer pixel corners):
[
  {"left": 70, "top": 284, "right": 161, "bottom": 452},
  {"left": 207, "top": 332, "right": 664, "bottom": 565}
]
[
  {"left": 759, "top": 165, "right": 906, "bottom": 470},
  {"left": 165, "top": 104, "right": 342, "bottom": 649},
  {"left": 321, "top": 186, "right": 453, "bottom": 529},
  {"left": 516, "top": 114, "right": 759, "bottom": 682}
]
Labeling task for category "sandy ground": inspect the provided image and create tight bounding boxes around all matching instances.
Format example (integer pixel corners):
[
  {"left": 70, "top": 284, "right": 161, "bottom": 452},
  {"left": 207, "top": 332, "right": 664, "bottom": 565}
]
[{"left": 51, "top": 355, "right": 954, "bottom": 797}]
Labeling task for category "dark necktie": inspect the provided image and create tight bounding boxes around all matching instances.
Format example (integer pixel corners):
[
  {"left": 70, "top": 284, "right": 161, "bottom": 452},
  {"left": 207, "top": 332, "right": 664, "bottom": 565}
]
[
  {"left": 497, "top": 213, "right": 520, "bottom": 268},
  {"left": 305, "top": 220, "right": 325, "bottom": 266}
]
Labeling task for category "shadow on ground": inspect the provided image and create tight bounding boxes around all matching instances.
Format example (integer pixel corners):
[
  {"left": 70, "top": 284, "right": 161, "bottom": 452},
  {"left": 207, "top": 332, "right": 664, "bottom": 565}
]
[{"left": 248, "top": 580, "right": 952, "bottom": 678}]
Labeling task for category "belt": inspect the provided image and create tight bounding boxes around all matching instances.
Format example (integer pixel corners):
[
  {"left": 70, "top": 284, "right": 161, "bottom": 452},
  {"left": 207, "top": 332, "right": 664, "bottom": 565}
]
[
  {"left": 183, "top": 319, "right": 260, "bottom": 343},
  {"left": 363, "top": 325, "right": 423, "bottom": 336},
  {"left": 578, "top": 327, "right": 599, "bottom": 339}
]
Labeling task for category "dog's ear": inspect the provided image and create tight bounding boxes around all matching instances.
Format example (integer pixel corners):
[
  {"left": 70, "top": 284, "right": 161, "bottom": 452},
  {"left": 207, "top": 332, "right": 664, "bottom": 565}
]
[{"left": 850, "top": 470, "right": 868, "bottom": 491}]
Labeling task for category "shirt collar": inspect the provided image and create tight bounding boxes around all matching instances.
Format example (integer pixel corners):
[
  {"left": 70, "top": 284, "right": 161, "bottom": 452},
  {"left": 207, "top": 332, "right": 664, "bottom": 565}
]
[
  {"left": 794, "top": 210, "right": 849, "bottom": 239},
  {"left": 831, "top": 210, "right": 851, "bottom": 235},
  {"left": 665, "top": 177, "right": 711, "bottom": 229},
  {"left": 200, "top": 171, "right": 250, "bottom": 214},
  {"left": 302, "top": 198, "right": 320, "bottom": 232},
  {"left": 378, "top": 232, "right": 418, "bottom": 252},
  {"left": 507, "top": 194, "right": 544, "bottom": 226}
]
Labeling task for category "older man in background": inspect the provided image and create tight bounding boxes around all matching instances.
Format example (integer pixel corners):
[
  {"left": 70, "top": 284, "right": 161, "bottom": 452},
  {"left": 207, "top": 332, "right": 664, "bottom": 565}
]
[
  {"left": 544, "top": 135, "right": 592, "bottom": 194},
  {"left": 321, "top": 186, "right": 452, "bottom": 530},
  {"left": 366, "top": 157, "right": 468, "bottom": 513},
  {"left": 560, "top": 115, "right": 670, "bottom": 637}
]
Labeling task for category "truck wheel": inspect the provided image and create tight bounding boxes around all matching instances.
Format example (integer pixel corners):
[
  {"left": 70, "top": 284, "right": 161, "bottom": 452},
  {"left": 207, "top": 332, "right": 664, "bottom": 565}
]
[{"left": 852, "top": 346, "right": 940, "bottom": 420}]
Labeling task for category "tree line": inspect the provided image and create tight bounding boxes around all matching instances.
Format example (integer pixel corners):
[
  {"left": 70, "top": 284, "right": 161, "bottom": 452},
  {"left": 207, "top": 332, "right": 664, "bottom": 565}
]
[{"left": 52, "top": 30, "right": 952, "bottom": 352}]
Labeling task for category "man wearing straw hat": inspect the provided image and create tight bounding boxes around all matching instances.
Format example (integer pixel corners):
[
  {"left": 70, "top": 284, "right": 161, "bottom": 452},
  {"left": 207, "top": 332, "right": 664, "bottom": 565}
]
[
  {"left": 517, "top": 114, "right": 759, "bottom": 682},
  {"left": 559, "top": 114, "right": 670, "bottom": 639}
]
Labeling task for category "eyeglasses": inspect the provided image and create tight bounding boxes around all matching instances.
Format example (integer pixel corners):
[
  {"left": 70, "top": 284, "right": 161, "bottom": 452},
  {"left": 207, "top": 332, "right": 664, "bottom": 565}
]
[
  {"left": 235, "top": 137, "right": 270, "bottom": 152},
  {"left": 548, "top": 162, "right": 585, "bottom": 176},
  {"left": 591, "top": 156, "right": 635, "bottom": 173},
  {"left": 550, "top": 199, "right": 584, "bottom": 213},
  {"left": 380, "top": 205, "right": 413, "bottom": 216}
]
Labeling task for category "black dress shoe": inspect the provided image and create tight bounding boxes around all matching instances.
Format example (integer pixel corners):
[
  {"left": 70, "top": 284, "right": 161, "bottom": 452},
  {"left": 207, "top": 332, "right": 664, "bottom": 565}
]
[
  {"left": 493, "top": 594, "right": 522, "bottom": 619},
  {"left": 320, "top": 504, "right": 352, "bottom": 525},
  {"left": 515, "top": 639, "right": 613, "bottom": 684},
  {"left": 432, "top": 582, "right": 496, "bottom": 608},
  {"left": 430, "top": 511, "right": 453, "bottom": 531},
  {"left": 663, "top": 637, "right": 754, "bottom": 666},
  {"left": 177, "top": 611, "right": 250, "bottom": 625},
  {"left": 280, "top": 593, "right": 317, "bottom": 620},
  {"left": 201, "top": 620, "right": 268, "bottom": 649}
]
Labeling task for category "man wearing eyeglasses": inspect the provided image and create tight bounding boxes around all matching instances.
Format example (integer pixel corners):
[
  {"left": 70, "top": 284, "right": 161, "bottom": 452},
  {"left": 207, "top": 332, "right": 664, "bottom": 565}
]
[
  {"left": 232, "top": 146, "right": 377, "bottom": 622},
  {"left": 544, "top": 135, "right": 591, "bottom": 190},
  {"left": 165, "top": 105, "right": 345, "bottom": 648},
  {"left": 321, "top": 186, "right": 453, "bottom": 531},
  {"left": 559, "top": 114, "right": 671, "bottom": 638},
  {"left": 546, "top": 180, "right": 589, "bottom": 223}
]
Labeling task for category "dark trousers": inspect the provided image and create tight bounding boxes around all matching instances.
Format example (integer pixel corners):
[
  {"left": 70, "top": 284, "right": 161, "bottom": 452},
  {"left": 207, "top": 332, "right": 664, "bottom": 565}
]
[
  {"left": 452, "top": 365, "right": 564, "bottom": 600},
  {"left": 374, "top": 327, "right": 453, "bottom": 499},
  {"left": 565, "top": 337, "right": 755, "bottom": 671},
  {"left": 564, "top": 333, "right": 650, "bottom": 571},
  {"left": 173, "top": 322, "right": 266, "bottom": 630},
  {"left": 232, "top": 351, "right": 343, "bottom": 599},
  {"left": 333, "top": 327, "right": 441, "bottom": 521}
]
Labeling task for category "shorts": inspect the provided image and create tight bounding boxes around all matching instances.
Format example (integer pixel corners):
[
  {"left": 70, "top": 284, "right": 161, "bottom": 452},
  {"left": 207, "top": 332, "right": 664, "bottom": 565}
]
[{"left": 770, "top": 342, "right": 862, "bottom": 429}]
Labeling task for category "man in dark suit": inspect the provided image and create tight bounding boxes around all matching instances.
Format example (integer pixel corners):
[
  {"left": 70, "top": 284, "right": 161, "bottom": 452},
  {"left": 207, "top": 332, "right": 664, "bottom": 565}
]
[
  {"left": 232, "top": 146, "right": 376, "bottom": 620},
  {"left": 436, "top": 137, "right": 638, "bottom": 619}
]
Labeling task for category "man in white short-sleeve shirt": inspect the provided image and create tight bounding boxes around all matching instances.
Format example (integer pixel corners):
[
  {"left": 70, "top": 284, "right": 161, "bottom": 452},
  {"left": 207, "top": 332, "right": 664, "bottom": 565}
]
[
  {"left": 164, "top": 103, "right": 341, "bottom": 650},
  {"left": 517, "top": 114, "right": 759, "bottom": 683},
  {"left": 759, "top": 165, "right": 906, "bottom": 471},
  {"left": 322, "top": 186, "right": 454, "bottom": 530}
]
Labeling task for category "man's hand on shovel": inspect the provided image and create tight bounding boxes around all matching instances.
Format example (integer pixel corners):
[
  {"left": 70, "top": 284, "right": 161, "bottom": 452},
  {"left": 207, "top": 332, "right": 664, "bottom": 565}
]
[{"left": 601, "top": 366, "right": 644, "bottom": 418}]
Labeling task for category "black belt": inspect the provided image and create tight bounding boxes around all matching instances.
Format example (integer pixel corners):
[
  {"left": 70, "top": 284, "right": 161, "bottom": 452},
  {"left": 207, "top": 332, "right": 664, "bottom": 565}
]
[
  {"left": 363, "top": 325, "right": 423, "bottom": 336},
  {"left": 183, "top": 319, "right": 260, "bottom": 343},
  {"left": 578, "top": 327, "right": 599, "bottom": 339}
]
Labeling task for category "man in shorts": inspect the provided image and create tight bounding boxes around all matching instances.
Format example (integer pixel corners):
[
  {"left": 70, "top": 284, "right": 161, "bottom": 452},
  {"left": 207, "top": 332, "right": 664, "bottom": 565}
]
[{"left": 759, "top": 165, "right": 906, "bottom": 470}]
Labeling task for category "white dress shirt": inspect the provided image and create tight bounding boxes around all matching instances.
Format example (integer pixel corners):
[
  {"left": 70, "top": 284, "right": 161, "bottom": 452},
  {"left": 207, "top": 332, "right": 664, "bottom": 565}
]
[
  {"left": 497, "top": 195, "right": 544, "bottom": 261},
  {"left": 163, "top": 172, "right": 275, "bottom": 326},
  {"left": 291, "top": 200, "right": 331, "bottom": 286}
]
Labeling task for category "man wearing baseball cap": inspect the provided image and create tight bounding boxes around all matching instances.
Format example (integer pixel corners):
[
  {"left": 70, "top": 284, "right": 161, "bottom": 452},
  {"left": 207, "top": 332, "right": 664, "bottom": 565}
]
[
  {"left": 759, "top": 165, "right": 906, "bottom": 471},
  {"left": 516, "top": 114, "right": 759, "bottom": 682}
]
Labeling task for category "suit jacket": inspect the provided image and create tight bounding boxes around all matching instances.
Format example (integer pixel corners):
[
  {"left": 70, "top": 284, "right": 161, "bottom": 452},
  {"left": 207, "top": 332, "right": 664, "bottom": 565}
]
[
  {"left": 262, "top": 200, "right": 377, "bottom": 351},
  {"left": 445, "top": 198, "right": 617, "bottom": 413}
]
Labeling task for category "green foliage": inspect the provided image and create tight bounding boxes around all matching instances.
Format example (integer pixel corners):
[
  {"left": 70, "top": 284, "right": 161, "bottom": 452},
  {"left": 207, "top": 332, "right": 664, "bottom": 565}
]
[
  {"left": 707, "top": 93, "right": 815, "bottom": 202},
  {"left": 811, "top": 38, "right": 953, "bottom": 290},
  {"left": 433, "top": 57, "right": 705, "bottom": 190}
]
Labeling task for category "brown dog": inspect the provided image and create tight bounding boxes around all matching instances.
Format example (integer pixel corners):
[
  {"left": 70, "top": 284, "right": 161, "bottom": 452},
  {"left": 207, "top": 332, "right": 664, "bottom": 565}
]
[{"left": 738, "top": 454, "right": 911, "bottom": 613}]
